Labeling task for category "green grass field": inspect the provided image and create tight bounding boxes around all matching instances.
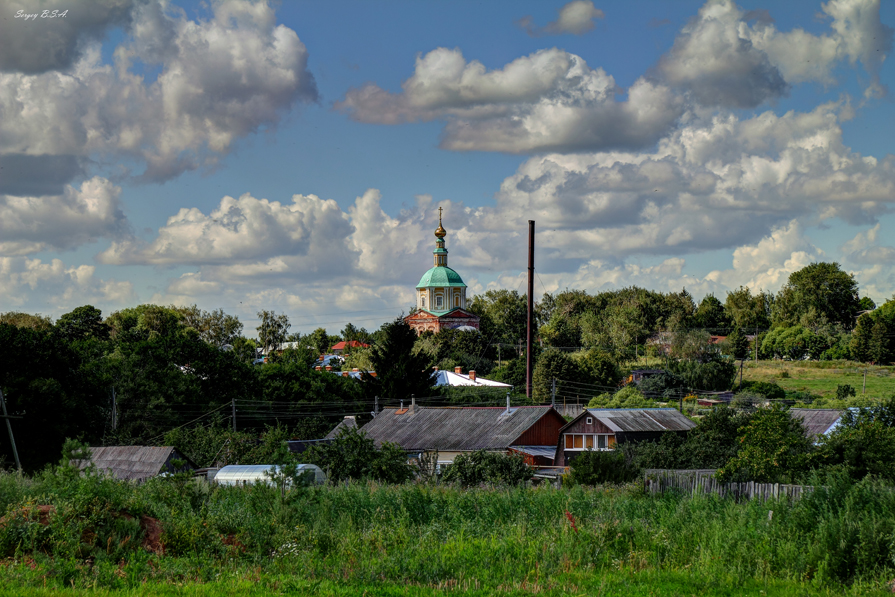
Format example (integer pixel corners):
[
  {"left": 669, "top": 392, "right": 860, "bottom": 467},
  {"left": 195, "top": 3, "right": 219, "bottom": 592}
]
[
  {"left": 0, "top": 570, "right": 892, "bottom": 597},
  {"left": 742, "top": 360, "right": 894, "bottom": 398}
]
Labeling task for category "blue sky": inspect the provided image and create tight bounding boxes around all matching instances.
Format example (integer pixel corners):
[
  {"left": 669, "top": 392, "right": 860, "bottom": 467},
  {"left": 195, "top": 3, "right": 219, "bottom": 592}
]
[{"left": 1, "top": 0, "right": 894, "bottom": 335}]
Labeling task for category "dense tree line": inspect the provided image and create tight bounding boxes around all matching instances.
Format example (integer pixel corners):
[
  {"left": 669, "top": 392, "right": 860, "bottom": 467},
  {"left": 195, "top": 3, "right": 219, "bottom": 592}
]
[{"left": 1, "top": 261, "right": 891, "bottom": 471}]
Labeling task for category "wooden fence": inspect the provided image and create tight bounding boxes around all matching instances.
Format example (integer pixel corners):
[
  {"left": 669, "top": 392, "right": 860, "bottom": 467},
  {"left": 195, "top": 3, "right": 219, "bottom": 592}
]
[{"left": 643, "top": 469, "right": 812, "bottom": 501}]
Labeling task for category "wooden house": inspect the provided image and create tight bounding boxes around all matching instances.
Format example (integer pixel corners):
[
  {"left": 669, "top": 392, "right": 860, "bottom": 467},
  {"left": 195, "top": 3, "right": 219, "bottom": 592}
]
[
  {"left": 554, "top": 408, "right": 696, "bottom": 466},
  {"left": 359, "top": 404, "right": 567, "bottom": 464}
]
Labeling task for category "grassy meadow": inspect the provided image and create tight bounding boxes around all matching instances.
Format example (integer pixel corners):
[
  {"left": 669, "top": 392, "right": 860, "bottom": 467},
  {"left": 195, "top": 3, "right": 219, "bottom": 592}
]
[
  {"left": 1, "top": 468, "right": 894, "bottom": 596},
  {"left": 742, "top": 361, "right": 895, "bottom": 399}
]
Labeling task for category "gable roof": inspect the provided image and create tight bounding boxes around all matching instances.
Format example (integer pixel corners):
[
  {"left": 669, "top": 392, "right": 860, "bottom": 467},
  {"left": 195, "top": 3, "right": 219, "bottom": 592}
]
[
  {"left": 83, "top": 446, "right": 195, "bottom": 481},
  {"left": 324, "top": 416, "right": 359, "bottom": 439},
  {"left": 561, "top": 408, "right": 696, "bottom": 433},
  {"left": 360, "top": 406, "right": 563, "bottom": 452},
  {"left": 789, "top": 408, "right": 845, "bottom": 436}
]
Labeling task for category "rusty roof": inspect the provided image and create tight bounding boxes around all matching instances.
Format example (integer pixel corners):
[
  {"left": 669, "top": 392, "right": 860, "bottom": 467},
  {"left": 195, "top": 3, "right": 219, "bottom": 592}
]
[
  {"left": 360, "top": 406, "right": 563, "bottom": 451},
  {"left": 562, "top": 408, "right": 696, "bottom": 433},
  {"left": 789, "top": 409, "right": 844, "bottom": 437},
  {"left": 83, "top": 446, "right": 193, "bottom": 481}
]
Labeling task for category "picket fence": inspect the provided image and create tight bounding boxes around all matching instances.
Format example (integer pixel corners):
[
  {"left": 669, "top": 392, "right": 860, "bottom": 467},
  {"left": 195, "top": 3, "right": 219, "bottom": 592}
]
[{"left": 643, "top": 469, "right": 812, "bottom": 501}]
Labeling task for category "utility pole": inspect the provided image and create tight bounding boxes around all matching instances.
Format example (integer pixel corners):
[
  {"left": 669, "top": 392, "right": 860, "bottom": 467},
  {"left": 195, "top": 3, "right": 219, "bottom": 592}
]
[
  {"left": 231, "top": 397, "right": 237, "bottom": 432},
  {"left": 526, "top": 220, "right": 535, "bottom": 401},
  {"left": 739, "top": 360, "right": 744, "bottom": 390},
  {"left": 754, "top": 327, "right": 758, "bottom": 362},
  {"left": 551, "top": 378, "right": 556, "bottom": 409},
  {"left": 0, "top": 388, "right": 22, "bottom": 471},
  {"left": 111, "top": 387, "right": 117, "bottom": 431}
]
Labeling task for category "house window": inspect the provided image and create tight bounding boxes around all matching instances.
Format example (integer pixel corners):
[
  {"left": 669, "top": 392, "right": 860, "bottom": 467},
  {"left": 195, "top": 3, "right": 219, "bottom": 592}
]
[
  {"left": 586, "top": 417, "right": 592, "bottom": 425},
  {"left": 564, "top": 433, "right": 616, "bottom": 451},
  {"left": 436, "top": 295, "right": 443, "bottom": 309}
]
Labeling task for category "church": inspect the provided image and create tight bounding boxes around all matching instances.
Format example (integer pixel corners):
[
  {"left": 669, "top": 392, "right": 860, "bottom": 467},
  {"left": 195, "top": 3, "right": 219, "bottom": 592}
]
[{"left": 404, "top": 209, "right": 480, "bottom": 334}]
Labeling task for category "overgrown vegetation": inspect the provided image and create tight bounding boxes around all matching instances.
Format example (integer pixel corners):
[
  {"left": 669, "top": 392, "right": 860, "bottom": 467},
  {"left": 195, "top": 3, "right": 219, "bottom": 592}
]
[{"left": 0, "top": 466, "right": 894, "bottom": 593}]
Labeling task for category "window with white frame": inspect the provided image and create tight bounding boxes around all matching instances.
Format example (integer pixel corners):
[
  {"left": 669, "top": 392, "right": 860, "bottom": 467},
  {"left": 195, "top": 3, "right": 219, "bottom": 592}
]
[
  {"left": 436, "top": 295, "right": 443, "bottom": 309},
  {"left": 564, "top": 433, "right": 616, "bottom": 451}
]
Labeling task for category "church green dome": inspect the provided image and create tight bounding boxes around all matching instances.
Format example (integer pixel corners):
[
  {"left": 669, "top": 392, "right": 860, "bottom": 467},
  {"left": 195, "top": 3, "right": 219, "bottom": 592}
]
[{"left": 417, "top": 266, "right": 466, "bottom": 289}]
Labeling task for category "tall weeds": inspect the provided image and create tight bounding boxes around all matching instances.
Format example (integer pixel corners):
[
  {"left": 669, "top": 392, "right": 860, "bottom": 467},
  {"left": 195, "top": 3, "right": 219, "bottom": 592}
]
[{"left": 0, "top": 468, "right": 893, "bottom": 591}]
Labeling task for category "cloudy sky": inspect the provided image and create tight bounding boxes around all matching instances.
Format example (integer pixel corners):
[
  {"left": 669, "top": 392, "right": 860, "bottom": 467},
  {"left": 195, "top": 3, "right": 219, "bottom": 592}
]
[{"left": 2, "top": 0, "right": 894, "bottom": 334}]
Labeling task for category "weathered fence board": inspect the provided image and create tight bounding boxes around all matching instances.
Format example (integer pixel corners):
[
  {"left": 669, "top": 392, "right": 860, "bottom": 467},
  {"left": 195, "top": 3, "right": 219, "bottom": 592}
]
[{"left": 643, "top": 469, "right": 811, "bottom": 501}]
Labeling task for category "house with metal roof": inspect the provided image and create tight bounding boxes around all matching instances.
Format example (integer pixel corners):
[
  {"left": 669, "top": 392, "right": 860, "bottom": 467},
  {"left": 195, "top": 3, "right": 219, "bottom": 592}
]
[
  {"left": 330, "top": 340, "right": 369, "bottom": 354},
  {"left": 81, "top": 446, "right": 196, "bottom": 482},
  {"left": 359, "top": 403, "right": 566, "bottom": 464},
  {"left": 789, "top": 408, "right": 849, "bottom": 439},
  {"left": 554, "top": 408, "right": 696, "bottom": 466}
]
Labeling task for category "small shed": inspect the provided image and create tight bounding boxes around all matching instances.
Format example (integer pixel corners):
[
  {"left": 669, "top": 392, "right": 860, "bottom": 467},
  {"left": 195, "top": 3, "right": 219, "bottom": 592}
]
[
  {"left": 213, "top": 464, "right": 326, "bottom": 486},
  {"left": 84, "top": 446, "right": 196, "bottom": 482}
]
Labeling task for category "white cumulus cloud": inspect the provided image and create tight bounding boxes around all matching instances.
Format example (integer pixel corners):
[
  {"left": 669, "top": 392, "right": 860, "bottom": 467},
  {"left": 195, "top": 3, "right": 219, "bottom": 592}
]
[
  {"left": 0, "top": 0, "right": 317, "bottom": 183},
  {"left": 0, "top": 177, "right": 128, "bottom": 256},
  {"left": 337, "top": 47, "right": 682, "bottom": 153}
]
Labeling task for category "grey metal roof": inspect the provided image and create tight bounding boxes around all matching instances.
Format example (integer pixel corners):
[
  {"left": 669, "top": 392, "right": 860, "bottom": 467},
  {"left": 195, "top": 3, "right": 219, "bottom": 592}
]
[
  {"left": 360, "top": 406, "right": 561, "bottom": 451},
  {"left": 324, "top": 416, "right": 359, "bottom": 439},
  {"left": 789, "top": 409, "right": 844, "bottom": 436},
  {"left": 83, "top": 446, "right": 192, "bottom": 481},
  {"left": 569, "top": 408, "right": 696, "bottom": 433},
  {"left": 510, "top": 445, "right": 557, "bottom": 459}
]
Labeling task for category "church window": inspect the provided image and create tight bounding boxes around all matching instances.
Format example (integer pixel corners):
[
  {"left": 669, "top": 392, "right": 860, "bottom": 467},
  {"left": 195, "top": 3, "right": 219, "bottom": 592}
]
[
  {"left": 454, "top": 295, "right": 460, "bottom": 307},
  {"left": 421, "top": 296, "right": 426, "bottom": 308},
  {"left": 436, "top": 295, "right": 443, "bottom": 309}
]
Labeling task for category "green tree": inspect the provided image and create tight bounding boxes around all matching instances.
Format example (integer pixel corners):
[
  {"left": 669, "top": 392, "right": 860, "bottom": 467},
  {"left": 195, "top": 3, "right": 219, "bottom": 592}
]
[
  {"left": 679, "top": 407, "right": 751, "bottom": 468},
  {"left": 725, "top": 327, "right": 750, "bottom": 359},
  {"left": 531, "top": 348, "right": 583, "bottom": 402},
  {"left": 772, "top": 262, "right": 860, "bottom": 329},
  {"left": 637, "top": 371, "right": 686, "bottom": 400},
  {"left": 716, "top": 406, "right": 812, "bottom": 483},
  {"left": 257, "top": 310, "right": 290, "bottom": 355},
  {"left": 0, "top": 312, "right": 53, "bottom": 330},
  {"left": 724, "top": 286, "right": 772, "bottom": 331},
  {"left": 178, "top": 305, "right": 243, "bottom": 348},
  {"left": 858, "top": 296, "right": 876, "bottom": 311},
  {"left": 363, "top": 318, "right": 436, "bottom": 401},
  {"left": 850, "top": 313, "right": 873, "bottom": 362},
  {"left": 693, "top": 294, "right": 732, "bottom": 332},
  {"left": 468, "top": 289, "right": 529, "bottom": 349},
  {"left": 577, "top": 348, "right": 622, "bottom": 391},
  {"left": 869, "top": 318, "right": 891, "bottom": 364},
  {"left": 304, "top": 426, "right": 413, "bottom": 483},
  {"left": 816, "top": 398, "right": 895, "bottom": 482},
  {"left": 55, "top": 305, "right": 109, "bottom": 341}
]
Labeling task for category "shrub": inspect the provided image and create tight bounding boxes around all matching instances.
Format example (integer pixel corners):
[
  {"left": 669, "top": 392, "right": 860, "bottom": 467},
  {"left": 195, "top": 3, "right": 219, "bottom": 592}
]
[
  {"left": 303, "top": 427, "right": 413, "bottom": 484},
  {"left": 442, "top": 450, "right": 532, "bottom": 486},
  {"left": 567, "top": 449, "right": 637, "bottom": 485},
  {"left": 587, "top": 385, "right": 653, "bottom": 408}
]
